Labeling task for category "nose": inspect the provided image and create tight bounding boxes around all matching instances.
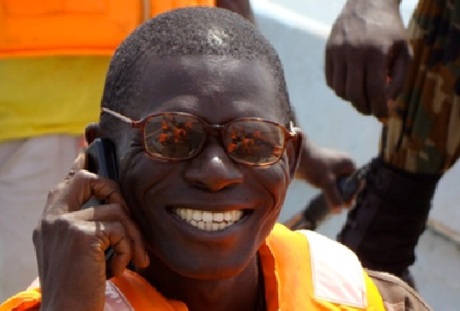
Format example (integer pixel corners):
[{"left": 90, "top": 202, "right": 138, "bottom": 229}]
[{"left": 184, "top": 143, "right": 243, "bottom": 192}]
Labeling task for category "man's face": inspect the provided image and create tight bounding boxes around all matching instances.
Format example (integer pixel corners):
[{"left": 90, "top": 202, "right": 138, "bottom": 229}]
[{"left": 115, "top": 55, "right": 296, "bottom": 279}]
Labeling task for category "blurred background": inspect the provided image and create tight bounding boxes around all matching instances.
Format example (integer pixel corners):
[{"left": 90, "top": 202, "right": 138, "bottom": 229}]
[{"left": 250, "top": 0, "right": 460, "bottom": 310}]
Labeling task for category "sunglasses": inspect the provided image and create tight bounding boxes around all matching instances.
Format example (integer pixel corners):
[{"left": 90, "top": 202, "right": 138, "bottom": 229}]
[{"left": 102, "top": 107, "right": 301, "bottom": 166}]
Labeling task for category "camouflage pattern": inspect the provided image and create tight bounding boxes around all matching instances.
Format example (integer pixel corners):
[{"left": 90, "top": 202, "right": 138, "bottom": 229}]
[{"left": 381, "top": 0, "right": 460, "bottom": 174}]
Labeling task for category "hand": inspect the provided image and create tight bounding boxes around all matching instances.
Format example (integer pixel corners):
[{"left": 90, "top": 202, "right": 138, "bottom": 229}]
[
  {"left": 33, "top": 153, "right": 149, "bottom": 311},
  {"left": 295, "top": 139, "right": 356, "bottom": 212},
  {"left": 325, "top": 0, "right": 412, "bottom": 118}
]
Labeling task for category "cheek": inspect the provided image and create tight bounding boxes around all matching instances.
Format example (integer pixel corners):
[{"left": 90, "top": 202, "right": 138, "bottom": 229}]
[
  {"left": 248, "top": 162, "right": 290, "bottom": 252},
  {"left": 118, "top": 153, "right": 169, "bottom": 210},
  {"left": 118, "top": 155, "right": 180, "bottom": 248},
  {"left": 254, "top": 159, "right": 291, "bottom": 216}
]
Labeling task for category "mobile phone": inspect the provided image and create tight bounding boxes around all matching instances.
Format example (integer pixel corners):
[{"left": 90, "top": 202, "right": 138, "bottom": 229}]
[{"left": 82, "top": 138, "right": 118, "bottom": 278}]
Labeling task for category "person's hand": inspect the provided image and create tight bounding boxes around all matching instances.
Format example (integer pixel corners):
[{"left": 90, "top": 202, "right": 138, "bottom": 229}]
[
  {"left": 325, "top": 0, "right": 412, "bottom": 118},
  {"left": 295, "top": 139, "right": 356, "bottom": 213},
  {"left": 33, "top": 153, "right": 149, "bottom": 311}
]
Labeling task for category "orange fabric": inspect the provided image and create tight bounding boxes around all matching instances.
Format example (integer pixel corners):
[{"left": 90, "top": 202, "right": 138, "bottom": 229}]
[
  {"left": 0, "top": 287, "right": 40, "bottom": 311},
  {"left": 260, "top": 225, "right": 315, "bottom": 310},
  {"left": 0, "top": 0, "right": 215, "bottom": 58},
  {"left": 113, "top": 225, "right": 385, "bottom": 311},
  {"left": 262, "top": 225, "right": 385, "bottom": 310},
  {"left": 150, "top": 0, "right": 215, "bottom": 17},
  {"left": 0, "top": 224, "right": 385, "bottom": 310},
  {"left": 110, "top": 270, "right": 188, "bottom": 310}
]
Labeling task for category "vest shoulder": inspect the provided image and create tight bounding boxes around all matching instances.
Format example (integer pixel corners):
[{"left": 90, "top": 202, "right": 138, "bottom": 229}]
[{"left": 367, "top": 270, "right": 433, "bottom": 311}]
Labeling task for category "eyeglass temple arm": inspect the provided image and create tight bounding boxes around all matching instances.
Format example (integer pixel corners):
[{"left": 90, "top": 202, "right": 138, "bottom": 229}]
[
  {"left": 102, "top": 107, "right": 135, "bottom": 125},
  {"left": 289, "top": 121, "right": 302, "bottom": 136},
  {"left": 289, "top": 121, "right": 304, "bottom": 175}
]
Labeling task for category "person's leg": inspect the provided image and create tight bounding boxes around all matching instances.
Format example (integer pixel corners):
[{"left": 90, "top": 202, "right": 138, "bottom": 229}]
[
  {"left": 338, "top": 0, "right": 460, "bottom": 287},
  {"left": 0, "top": 135, "right": 79, "bottom": 300}
]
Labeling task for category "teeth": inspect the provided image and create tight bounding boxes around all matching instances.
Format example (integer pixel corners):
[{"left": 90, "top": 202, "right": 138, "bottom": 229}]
[
  {"left": 213, "top": 213, "right": 224, "bottom": 222},
  {"left": 202, "top": 211, "right": 213, "bottom": 222},
  {"left": 174, "top": 208, "right": 244, "bottom": 231}
]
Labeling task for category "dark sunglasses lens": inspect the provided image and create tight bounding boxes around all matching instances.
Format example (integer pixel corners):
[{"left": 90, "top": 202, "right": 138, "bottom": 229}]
[
  {"left": 225, "top": 120, "right": 285, "bottom": 165},
  {"left": 144, "top": 114, "right": 204, "bottom": 159}
]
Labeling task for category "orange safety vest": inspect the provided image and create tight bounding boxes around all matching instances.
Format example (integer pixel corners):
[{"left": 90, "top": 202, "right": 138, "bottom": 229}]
[
  {"left": 0, "top": 0, "right": 215, "bottom": 58},
  {"left": 0, "top": 224, "right": 385, "bottom": 311}
]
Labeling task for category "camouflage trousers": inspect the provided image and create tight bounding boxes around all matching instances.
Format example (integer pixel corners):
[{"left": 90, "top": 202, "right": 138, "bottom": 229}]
[{"left": 381, "top": 0, "right": 460, "bottom": 174}]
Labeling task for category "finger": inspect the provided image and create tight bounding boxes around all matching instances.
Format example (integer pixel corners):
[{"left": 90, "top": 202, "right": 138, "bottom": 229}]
[
  {"left": 323, "top": 180, "right": 344, "bottom": 213},
  {"left": 75, "top": 204, "right": 149, "bottom": 268},
  {"left": 331, "top": 56, "right": 347, "bottom": 99},
  {"left": 325, "top": 156, "right": 357, "bottom": 211},
  {"left": 345, "top": 63, "right": 369, "bottom": 114},
  {"left": 385, "top": 42, "right": 412, "bottom": 100},
  {"left": 332, "top": 156, "right": 356, "bottom": 177},
  {"left": 365, "top": 52, "right": 389, "bottom": 118},
  {"left": 325, "top": 46, "right": 334, "bottom": 88},
  {"left": 48, "top": 171, "right": 122, "bottom": 215},
  {"left": 42, "top": 153, "right": 89, "bottom": 215},
  {"left": 74, "top": 171, "right": 123, "bottom": 211},
  {"left": 94, "top": 221, "right": 133, "bottom": 277},
  {"left": 65, "top": 152, "right": 87, "bottom": 180}
]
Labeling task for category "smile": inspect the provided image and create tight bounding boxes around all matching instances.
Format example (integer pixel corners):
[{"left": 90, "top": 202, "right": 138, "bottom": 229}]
[{"left": 173, "top": 208, "right": 244, "bottom": 231}]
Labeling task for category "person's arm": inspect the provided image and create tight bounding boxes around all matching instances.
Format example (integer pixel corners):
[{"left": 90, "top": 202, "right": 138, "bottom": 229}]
[
  {"left": 325, "top": 0, "right": 412, "bottom": 118},
  {"left": 33, "top": 153, "right": 149, "bottom": 311},
  {"left": 295, "top": 137, "right": 356, "bottom": 212},
  {"left": 216, "top": 0, "right": 255, "bottom": 23}
]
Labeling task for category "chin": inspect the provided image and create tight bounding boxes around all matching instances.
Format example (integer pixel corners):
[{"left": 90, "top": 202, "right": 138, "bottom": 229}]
[{"left": 176, "top": 252, "right": 254, "bottom": 280}]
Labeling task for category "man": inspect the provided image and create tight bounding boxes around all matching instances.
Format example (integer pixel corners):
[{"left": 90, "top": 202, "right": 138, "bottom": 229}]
[
  {"left": 322, "top": 0, "right": 460, "bottom": 286},
  {"left": 0, "top": 7, "right": 430, "bottom": 310},
  {"left": 0, "top": 0, "right": 257, "bottom": 300}
]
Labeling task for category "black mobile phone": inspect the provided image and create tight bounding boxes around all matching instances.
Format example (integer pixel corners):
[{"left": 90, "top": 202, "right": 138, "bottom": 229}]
[
  {"left": 82, "top": 138, "right": 118, "bottom": 278},
  {"left": 85, "top": 138, "right": 119, "bottom": 184}
]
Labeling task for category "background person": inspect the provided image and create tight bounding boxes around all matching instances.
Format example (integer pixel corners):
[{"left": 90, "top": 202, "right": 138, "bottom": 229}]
[{"left": 323, "top": 0, "right": 460, "bottom": 286}]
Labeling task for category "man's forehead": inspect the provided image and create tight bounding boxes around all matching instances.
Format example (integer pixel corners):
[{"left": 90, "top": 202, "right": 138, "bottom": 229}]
[
  {"left": 128, "top": 55, "right": 280, "bottom": 114},
  {"left": 134, "top": 55, "right": 276, "bottom": 99},
  {"left": 137, "top": 54, "right": 269, "bottom": 76}
]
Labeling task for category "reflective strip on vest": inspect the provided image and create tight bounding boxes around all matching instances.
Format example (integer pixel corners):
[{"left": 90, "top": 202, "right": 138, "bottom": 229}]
[
  {"left": 298, "top": 230, "right": 368, "bottom": 309},
  {"left": 104, "top": 280, "right": 134, "bottom": 311}
]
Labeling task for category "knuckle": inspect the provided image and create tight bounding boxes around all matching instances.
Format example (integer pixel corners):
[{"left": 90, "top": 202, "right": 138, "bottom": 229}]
[
  {"left": 99, "top": 221, "right": 125, "bottom": 244},
  {"left": 32, "top": 226, "right": 43, "bottom": 245},
  {"left": 347, "top": 91, "right": 364, "bottom": 107},
  {"left": 74, "top": 169, "right": 93, "bottom": 181},
  {"left": 46, "top": 182, "right": 65, "bottom": 200},
  {"left": 334, "top": 86, "right": 346, "bottom": 99},
  {"left": 350, "top": 98, "right": 370, "bottom": 115}
]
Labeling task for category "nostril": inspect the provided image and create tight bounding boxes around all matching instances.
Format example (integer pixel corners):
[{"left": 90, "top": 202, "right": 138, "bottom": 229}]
[
  {"left": 189, "top": 179, "right": 211, "bottom": 190},
  {"left": 186, "top": 173, "right": 241, "bottom": 192}
]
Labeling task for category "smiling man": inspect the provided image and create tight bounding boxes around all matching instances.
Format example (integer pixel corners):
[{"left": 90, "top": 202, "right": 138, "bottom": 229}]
[{"left": 0, "top": 7, "right": 431, "bottom": 311}]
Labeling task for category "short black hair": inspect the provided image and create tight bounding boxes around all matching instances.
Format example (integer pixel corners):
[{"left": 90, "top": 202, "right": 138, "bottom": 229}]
[{"left": 101, "top": 6, "right": 294, "bottom": 126}]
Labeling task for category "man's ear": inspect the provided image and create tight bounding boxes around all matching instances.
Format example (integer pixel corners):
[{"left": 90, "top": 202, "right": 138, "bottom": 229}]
[
  {"left": 287, "top": 128, "right": 303, "bottom": 180},
  {"left": 84, "top": 122, "right": 104, "bottom": 145}
]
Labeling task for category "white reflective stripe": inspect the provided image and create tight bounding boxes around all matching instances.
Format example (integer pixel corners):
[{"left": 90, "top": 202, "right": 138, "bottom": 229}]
[
  {"left": 26, "top": 277, "right": 40, "bottom": 290},
  {"left": 104, "top": 280, "right": 134, "bottom": 311},
  {"left": 298, "top": 230, "right": 367, "bottom": 308}
]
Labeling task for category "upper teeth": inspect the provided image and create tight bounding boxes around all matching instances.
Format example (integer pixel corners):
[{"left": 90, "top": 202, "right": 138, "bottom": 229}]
[{"left": 174, "top": 208, "right": 244, "bottom": 231}]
